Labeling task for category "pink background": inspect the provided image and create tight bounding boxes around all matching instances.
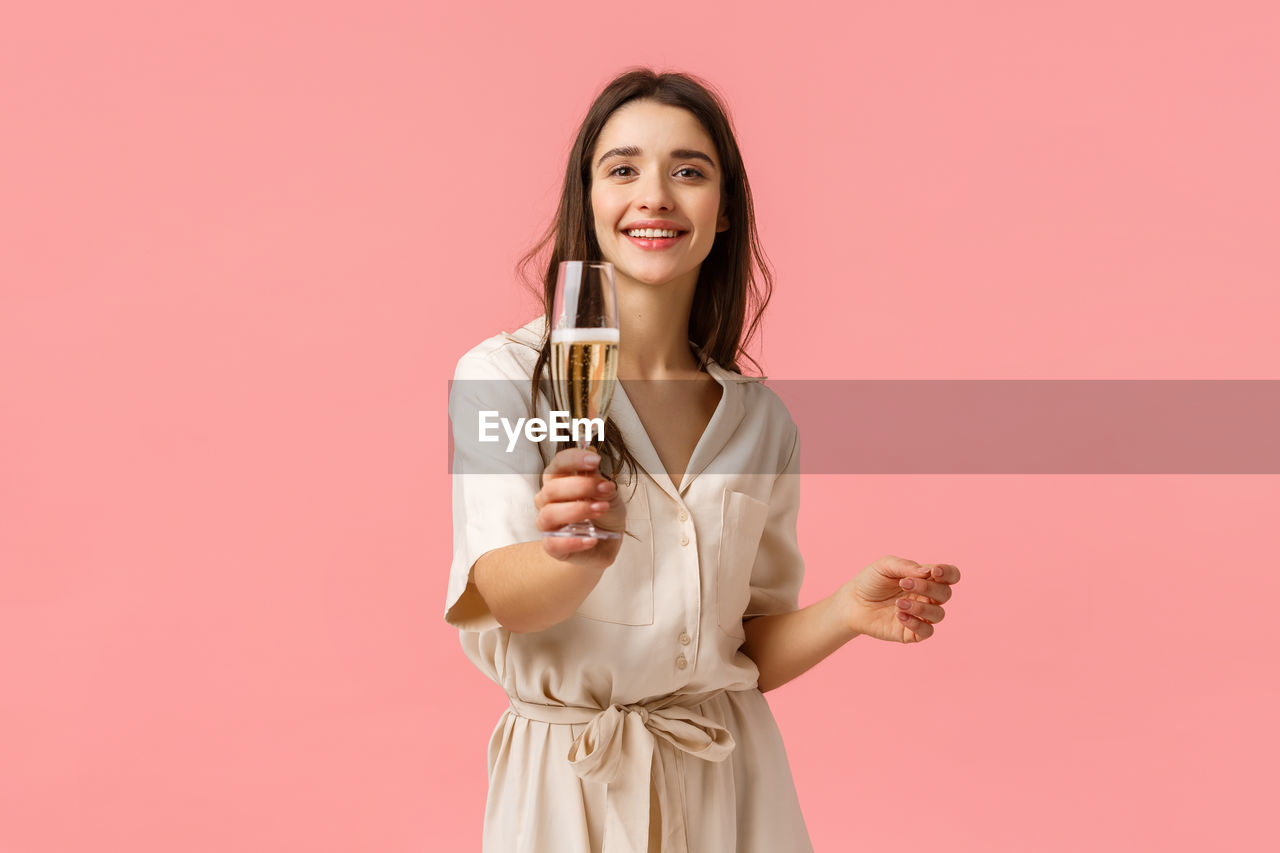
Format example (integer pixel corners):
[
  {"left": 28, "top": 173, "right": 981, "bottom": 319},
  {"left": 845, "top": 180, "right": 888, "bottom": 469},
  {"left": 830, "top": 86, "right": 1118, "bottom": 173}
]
[{"left": 3, "top": 1, "right": 1277, "bottom": 850}]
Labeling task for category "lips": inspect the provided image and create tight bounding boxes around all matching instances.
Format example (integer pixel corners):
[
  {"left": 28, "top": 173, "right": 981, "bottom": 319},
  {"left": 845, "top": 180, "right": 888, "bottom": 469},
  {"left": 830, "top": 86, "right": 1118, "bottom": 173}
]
[
  {"left": 622, "top": 230, "right": 686, "bottom": 250},
  {"left": 619, "top": 221, "right": 688, "bottom": 251}
]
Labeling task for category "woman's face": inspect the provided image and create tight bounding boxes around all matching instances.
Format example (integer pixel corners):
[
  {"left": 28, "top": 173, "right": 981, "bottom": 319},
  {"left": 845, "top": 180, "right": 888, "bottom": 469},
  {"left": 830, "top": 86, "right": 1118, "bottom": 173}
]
[{"left": 589, "top": 99, "right": 728, "bottom": 293}]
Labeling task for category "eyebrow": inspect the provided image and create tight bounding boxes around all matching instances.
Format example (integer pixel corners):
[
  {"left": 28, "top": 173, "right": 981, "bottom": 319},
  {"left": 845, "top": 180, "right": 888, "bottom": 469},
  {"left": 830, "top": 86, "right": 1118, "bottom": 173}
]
[{"left": 595, "top": 146, "right": 718, "bottom": 169}]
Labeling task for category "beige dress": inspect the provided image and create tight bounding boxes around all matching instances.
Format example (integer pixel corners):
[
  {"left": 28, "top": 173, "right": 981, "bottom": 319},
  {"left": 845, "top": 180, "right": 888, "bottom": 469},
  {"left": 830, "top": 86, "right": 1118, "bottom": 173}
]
[{"left": 446, "top": 320, "right": 813, "bottom": 853}]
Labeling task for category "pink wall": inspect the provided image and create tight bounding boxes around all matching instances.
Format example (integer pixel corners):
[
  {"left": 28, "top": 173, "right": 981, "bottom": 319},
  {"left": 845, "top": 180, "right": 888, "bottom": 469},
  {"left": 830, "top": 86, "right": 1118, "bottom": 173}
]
[{"left": 3, "top": 1, "right": 1277, "bottom": 850}]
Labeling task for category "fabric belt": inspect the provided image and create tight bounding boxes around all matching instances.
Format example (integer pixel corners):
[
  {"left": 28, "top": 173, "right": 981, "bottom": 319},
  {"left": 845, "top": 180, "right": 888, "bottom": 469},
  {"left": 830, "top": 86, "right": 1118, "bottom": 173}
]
[{"left": 507, "top": 690, "right": 736, "bottom": 853}]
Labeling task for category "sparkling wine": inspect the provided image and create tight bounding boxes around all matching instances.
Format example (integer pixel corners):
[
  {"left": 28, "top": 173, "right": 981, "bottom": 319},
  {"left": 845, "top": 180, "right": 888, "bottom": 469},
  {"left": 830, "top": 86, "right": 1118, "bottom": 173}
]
[{"left": 550, "top": 327, "right": 619, "bottom": 430}]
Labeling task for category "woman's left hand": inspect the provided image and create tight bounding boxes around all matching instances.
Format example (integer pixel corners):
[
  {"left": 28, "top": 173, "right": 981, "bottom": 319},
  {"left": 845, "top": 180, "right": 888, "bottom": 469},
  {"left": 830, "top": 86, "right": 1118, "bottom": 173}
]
[{"left": 841, "top": 555, "right": 961, "bottom": 643}]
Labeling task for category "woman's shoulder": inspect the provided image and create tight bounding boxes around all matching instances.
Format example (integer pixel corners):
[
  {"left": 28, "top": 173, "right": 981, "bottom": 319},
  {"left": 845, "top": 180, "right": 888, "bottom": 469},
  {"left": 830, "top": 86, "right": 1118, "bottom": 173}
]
[
  {"left": 453, "top": 317, "right": 546, "bottom": 381},
  {"left": 706, "top": 360, "right": 796, "bottom": 429}
]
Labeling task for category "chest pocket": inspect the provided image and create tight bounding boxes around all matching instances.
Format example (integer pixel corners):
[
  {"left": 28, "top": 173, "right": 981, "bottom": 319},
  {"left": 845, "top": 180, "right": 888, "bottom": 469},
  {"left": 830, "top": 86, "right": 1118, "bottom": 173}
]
[
  {"left": 716, "top": 489, "right": 771, "bottom": 636},
  {"left": 575, "top": 475, "right": 654, "bottom": 626}
]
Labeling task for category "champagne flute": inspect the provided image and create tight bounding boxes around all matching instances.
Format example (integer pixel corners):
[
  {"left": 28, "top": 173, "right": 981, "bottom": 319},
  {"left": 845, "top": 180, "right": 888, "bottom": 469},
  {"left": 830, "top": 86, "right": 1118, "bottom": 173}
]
[{"left": 545, "top": 261, "right": 621, "bottom": 540}]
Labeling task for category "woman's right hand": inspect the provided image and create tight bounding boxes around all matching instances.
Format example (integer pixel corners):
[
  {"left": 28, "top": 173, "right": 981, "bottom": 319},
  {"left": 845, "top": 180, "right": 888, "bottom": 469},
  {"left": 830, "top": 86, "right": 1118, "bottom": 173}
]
[{"left": 534, "top": 447, "right": 627, "bottom": 568}]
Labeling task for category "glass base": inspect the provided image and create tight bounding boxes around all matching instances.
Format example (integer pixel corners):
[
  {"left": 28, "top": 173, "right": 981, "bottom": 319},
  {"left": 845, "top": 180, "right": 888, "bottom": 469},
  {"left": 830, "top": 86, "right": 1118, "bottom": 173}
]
[{"left": 543, "top": 522, "right": 621, "bottom": 540}]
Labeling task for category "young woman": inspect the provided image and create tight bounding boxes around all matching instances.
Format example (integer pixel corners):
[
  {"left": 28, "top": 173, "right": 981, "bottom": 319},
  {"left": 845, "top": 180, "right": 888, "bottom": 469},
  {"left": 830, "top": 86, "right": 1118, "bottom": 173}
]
[{"left": 447, "top": 69, "right": 960, "bottom": 853}]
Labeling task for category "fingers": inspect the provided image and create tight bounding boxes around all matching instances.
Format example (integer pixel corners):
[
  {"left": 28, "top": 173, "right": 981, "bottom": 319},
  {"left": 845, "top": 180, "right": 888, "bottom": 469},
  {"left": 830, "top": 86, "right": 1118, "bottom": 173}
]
[
  {"left": 535, "top": 475, "right": 614, "bottom": 509},
  {"left": 898, "top": 561, "right": 961, "bottom": 586},
  {"left": 535, "top": 448, "right": 625, "bottom": 544},
  {"left": 888, "top": 559, "right": 958, "bottom": 643},
  {"left": 537, "top": 499, "right": 613, "bottom": 531},
  {"left": 920, "top": 563, "right": 961, "bottom": 584},
  {"left": 897, "top": 611, "right": 935, "bottom": 641},
  {"left": 896, "top": 596, "right": 945, "bottom": 624},
  {"left": 543, "top": 448, "right": 602, "bottom": 481},
  {"left": 535, "top": 472, "right": 616, "bottom": 531},
  {"left": 897, "top": 576, "right": 952, "bottom": 604},
  {"left": 542, "top": 535, "right": 601, "bottom": 559},
  {"left": 876, "top": 555, "right": 923, "bottom": 578},
  {"left": 877, "top": 557, "right": 961, "bottom": 583}
]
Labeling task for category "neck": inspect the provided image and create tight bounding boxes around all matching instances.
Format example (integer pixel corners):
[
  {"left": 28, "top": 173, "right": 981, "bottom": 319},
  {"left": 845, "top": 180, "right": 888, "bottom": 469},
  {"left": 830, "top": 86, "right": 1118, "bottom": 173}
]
[{"left": 614, "top": 270, "right": 702, "bottom": 380}]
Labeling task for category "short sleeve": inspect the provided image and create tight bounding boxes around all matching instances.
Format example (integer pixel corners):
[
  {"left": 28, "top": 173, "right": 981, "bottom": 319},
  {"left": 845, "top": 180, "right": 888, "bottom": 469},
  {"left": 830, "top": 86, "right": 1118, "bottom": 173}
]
[
  {"left": 445, "top": 349, "right": 546, "bottom": 631},
  {"left": 744, "top": 429, "right": 804, "bottom": 618}
]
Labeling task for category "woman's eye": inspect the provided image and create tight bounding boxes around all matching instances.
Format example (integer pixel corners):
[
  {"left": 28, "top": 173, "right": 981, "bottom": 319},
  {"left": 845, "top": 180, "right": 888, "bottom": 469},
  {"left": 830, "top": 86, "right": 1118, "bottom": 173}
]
[
  {"left": 609, "top": 166, "right": 635, "bottom": 177},
  {"left": 675, "top": 167, "right": 704, "bottom": 178}
]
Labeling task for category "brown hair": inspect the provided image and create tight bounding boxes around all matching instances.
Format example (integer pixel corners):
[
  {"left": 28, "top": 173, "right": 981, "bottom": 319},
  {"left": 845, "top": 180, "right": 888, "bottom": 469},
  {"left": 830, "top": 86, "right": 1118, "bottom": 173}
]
[{"left": 519, "top": 68, "right": 773, "bottom": 479}]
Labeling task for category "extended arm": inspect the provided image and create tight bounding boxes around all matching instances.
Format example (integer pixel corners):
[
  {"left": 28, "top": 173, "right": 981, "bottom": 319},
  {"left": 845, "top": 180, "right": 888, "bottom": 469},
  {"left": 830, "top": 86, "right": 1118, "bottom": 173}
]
[
  {"left": 473, "top": 540, "right": 607, "bottom": 634},
  {"left": 448, "top": 353, "right": 627, "bottom": 634},
  {"left": 468, "top": 448, "right": 627, "bottom": 633}
]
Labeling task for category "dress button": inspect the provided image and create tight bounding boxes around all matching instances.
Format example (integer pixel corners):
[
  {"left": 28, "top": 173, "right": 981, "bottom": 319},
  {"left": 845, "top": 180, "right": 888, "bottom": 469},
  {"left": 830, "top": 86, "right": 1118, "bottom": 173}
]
[
  {"left": 675, "top": 655, "right": 688, "bottom": 670},
  {"left": 680, "top": 534, "right": 690, "bottom": 546},
  {"left": 678, "top": 632, "right": 691, "bottom": 645},
  {"left": 678, "top": 509, "right": 689, "bottom": 522}
]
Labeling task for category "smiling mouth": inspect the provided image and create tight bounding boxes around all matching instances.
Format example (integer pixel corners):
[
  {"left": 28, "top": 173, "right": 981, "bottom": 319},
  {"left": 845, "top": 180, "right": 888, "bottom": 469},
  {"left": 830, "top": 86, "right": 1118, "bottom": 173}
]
[
  {"left": 623, "top": 227, "right": 685, "bottom": 239},
  {"left": 621, "top": 228, "right": 687, "bottom": 250}
]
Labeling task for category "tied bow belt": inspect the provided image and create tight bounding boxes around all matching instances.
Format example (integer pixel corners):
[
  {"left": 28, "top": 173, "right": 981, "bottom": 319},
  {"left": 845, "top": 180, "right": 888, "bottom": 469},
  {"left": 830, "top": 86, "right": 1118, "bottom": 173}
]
[{"left": 508, "top": 690, "right": 737, "bottom": 853}]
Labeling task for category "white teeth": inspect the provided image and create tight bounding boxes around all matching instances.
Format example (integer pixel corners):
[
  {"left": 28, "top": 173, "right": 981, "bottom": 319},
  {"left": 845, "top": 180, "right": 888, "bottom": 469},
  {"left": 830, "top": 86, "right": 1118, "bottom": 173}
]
[{"left": 626, "top": 228, "right": 679, "bottom": 238}]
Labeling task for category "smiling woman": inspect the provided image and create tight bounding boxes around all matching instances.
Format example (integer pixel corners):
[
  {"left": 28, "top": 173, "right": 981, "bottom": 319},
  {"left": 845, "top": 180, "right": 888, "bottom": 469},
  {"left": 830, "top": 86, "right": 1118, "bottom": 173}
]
[{"left": 445, "top": 68, "right": 960, "bottom": 853}]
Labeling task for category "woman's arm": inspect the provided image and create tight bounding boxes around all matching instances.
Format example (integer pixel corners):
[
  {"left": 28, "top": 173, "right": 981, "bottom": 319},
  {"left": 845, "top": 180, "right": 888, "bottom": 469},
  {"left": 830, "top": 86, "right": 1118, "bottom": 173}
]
[
  {"left": 740, "top": 584, "right": 861, "bottom": 692},
  {"left": 741, "top": 557, "right": 960, "bottom": 692},
  {"left": 471, "top": 448, "right": 628, "bottom": 633},
  {"left": 473, "top": 540, "right": 610, "bottom": 634}
]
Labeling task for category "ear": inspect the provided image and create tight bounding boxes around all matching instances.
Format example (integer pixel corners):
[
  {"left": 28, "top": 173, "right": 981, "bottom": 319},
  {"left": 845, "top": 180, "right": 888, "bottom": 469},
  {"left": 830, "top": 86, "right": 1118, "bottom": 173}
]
[{"left": 716, "top": 211, "right": 730, "bottom": 233}]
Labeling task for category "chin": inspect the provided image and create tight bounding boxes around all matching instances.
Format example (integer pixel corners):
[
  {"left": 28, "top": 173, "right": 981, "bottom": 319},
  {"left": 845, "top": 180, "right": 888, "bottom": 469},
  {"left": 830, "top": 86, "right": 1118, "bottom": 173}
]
[
  {"left": 630, "top": 272, "right": 683, "bottom": 288},
  {"left": 627, "top": 261, "right": 691, "bottom": 285}
]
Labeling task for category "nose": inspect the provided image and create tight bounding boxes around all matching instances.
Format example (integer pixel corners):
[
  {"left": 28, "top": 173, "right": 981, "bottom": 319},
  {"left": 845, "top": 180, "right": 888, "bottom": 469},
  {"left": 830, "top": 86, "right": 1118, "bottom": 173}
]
[{"left": 635, "top": 171, "right": 674, "bottom": 212}]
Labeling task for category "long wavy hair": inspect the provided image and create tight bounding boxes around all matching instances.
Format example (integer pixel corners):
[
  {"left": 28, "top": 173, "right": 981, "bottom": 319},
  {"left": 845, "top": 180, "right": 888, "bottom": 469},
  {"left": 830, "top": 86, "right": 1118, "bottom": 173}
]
[{"left": 518, "top": 69, "right": 773, "bottom": 480}]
